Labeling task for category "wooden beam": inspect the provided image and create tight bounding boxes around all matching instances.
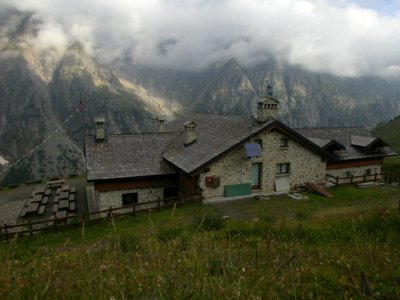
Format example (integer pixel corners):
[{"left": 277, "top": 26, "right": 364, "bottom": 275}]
[{"left": 327, "top": 159, "right": 383, "bottom": 170}]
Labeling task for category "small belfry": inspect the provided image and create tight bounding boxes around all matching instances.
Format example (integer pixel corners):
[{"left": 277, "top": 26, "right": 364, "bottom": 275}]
[{"left": 256, "top": 85, "right": 280, "bottom": 122}]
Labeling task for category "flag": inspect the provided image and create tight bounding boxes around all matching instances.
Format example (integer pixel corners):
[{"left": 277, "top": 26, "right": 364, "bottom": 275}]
[{"left": 79, "top": 95, "right": 84, "bottom": 112}]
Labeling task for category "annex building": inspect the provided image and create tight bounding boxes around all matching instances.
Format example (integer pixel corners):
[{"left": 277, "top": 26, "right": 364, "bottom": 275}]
[{"left": 85, "top": 97, "right": 396, "bottom": 210}]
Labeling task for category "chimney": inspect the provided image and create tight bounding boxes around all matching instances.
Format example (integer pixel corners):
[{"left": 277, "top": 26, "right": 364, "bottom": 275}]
[
  {"left": 257, "top": 97, "right": 280, "bottom": 123},
  {"left": 95, "top": 117, "right": 105, "bottom": 141},
  {"left": 184, "top": 121, "right": 197, "bottom": 146},
  {"left": 157, "top": 118, "right": 165, "bottom": 133}
]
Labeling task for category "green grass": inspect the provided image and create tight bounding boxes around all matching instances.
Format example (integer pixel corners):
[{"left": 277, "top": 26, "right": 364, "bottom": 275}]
[
  {"left": 1, "top": 186, "right": 400, "bottom": 299},
  {"left": 372, "top": 116, "right": 400, "bottom": 172}
]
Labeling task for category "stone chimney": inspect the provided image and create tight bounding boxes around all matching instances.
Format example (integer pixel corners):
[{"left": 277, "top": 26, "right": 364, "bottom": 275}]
[
  {"left": 257, "top": 97, "right": 280, "bottom": 123},
  {"left": 184, "top": 121, "right": 197, "bottom": 146},
  {"left": 157, "top": 118, "right": 165, "bottom": 133},
  {"left": 95, "top": 117, "right": 105, "bottom": 141}
]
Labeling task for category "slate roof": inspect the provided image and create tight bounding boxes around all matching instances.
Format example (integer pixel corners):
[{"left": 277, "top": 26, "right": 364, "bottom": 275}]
[
  {"left": 163, "top": 112, "right": 335, "bottom": 174},
  {"left": 295, "top": 127, "right": 397, "bottom": 161},
  {"left": 86, "top": 112, "right": 393, "bottom": 182},
  {"left": 85, "top": 132, "right": 180, "bottom": 181}
]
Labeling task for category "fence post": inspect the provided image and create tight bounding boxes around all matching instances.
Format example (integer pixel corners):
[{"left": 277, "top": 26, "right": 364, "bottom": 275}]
[
  {"left": 350, "top": 175, "right": 353, "bottom": 184},
  {"left": 158, "top": 197, "right": 161, "bottom": 211},
  {"left": 374, "top": 172, "right": 377, "bottom": 182},
  {"left": 363, "top": 174, "right": 366, "bottom": 182},
  {"left": 132, "top": 204, "right": 136, "bottom": 216},
  {"left": 108, "top": 206, "right": 113, "bottom": 219},
  {"left": 336, "top": 176, "right": 339, "bottom": 186},
  {"left": 4, "top": 224, "right": 9, "bottom": 241},
  {"left": 389, "top": 175, "right": 393, "bottom": 184},
  {"left": 29, "top": 220, "right": 33, "bottom": 236}
]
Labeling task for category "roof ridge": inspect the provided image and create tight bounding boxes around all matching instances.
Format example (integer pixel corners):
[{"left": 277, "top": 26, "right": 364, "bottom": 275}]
[
  {"left": 295, "top": 126, "right": 365, "bottom": 130},
  {"left": 184, "top": 111, "right": 252, "bottom": 120},
  {"left": 86, "top": 131, "right": 182, "bottom": 137}
]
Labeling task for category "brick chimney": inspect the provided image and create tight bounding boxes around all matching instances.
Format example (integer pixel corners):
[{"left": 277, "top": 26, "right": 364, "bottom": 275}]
[
  {"left": 184, "top": 121, "right": 197, "bottom": 146},
  {"left": 95, "top": 117, "right": 105, "bottom": 141}
]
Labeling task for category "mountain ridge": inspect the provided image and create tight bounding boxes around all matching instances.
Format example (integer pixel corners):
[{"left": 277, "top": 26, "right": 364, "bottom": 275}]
[{"left": 1, "top": 10, "right": 400, "bottom": 184}]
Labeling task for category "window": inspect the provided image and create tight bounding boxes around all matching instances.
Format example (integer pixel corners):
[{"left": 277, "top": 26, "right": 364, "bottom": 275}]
[
  {"left": 122, "top": 193, "right": 138, "bottom": 206},
  {"left": 255, "top": 139, "right": 263, "bottom": 149},
  {"left": 276, "top": 163, "right": 290, "bottom": 174},
  {"left": 163, "top": 187, "right": 179, "bottom": 203},
  {"left": 280, "top": 138, "right": 288, "bottom": 148},
  {"left": 345, "top": 171, "right": 352, "bottom": 178},
  {"left": 365, "top": 169, "right": 372, "bottom": 175}
]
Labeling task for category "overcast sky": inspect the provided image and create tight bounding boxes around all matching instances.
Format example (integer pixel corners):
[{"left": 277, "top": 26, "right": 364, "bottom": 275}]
[{"left": 2, "top": 0, "right": 400, "bottom": 77}]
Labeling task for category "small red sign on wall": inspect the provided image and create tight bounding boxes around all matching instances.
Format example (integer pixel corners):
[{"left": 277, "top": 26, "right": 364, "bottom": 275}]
[{"left": 205, "top": 176, "right": 214, "bottom": 187}]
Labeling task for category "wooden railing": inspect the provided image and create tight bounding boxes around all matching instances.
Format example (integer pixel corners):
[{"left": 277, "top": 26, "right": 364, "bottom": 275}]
[
  {"left": 325, "top": 172, "right": 383, "bottom": 185},
  {"left": 326, "top": 171, "right": 400, "bottom": 186},
  {"left": 0, "top": 191, "right": 202, "bottom": 241}
]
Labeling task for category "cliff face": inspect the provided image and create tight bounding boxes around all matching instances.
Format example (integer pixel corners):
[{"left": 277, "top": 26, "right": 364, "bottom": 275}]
[
  {"left": 0, "top": 11, "right": 182, "bottom": 184},
  {"left": 122, "top": 59, "right": 400, "bottom": 128},
  {"left": 1, "top": 10, "right": 400, "bottom": 184}
]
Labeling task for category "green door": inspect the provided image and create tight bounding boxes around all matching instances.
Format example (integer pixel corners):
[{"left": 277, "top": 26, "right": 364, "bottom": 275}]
[{"left": 251, "top": 163, "right": 261, "bottom": 189}]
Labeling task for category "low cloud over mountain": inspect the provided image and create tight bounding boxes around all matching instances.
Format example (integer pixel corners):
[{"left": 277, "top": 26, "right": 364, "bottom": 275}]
[{"left": 1, "top": 0, "right": 400, "bottom": 77}]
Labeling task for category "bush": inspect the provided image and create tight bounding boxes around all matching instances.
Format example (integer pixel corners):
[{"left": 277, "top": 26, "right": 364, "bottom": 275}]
[
  {"left": 26, "top": 179, "right": 43, "bottom": 185},
  {"left": 7, "top": 184, "right": 19, "bottom": 189}
]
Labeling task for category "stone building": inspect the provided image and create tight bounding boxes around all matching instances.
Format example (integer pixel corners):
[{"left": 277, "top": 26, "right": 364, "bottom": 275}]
[
  {"left": 85, "top": 97, "right": 396, "bottom": 209},
  {"left": 296, "top": 127, "right": 396, "bottom": 183}
]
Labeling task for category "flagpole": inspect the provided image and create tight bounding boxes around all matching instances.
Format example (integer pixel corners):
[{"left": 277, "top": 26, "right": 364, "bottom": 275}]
[{"left": 80, "top": 93, "right": 86, "bottom": 158}]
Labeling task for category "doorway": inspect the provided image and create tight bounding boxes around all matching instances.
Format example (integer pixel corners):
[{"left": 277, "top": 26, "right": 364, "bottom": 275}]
[{"left": 251, "top": 163, "right": 262, "bottom": 189}]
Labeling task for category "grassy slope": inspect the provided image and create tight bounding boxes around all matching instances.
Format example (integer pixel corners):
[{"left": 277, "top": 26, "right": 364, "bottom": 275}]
[
  {"left": 0, "top": 185, "right": 399, "bottom": 299},
  {"left": 372, "top": 116, "right": 400, "bottom": 171}
]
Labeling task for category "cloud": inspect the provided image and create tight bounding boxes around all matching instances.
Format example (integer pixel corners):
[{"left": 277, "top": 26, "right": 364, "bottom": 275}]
[{"left": 2, "top": 0, "right": 400, "bottom": 77}]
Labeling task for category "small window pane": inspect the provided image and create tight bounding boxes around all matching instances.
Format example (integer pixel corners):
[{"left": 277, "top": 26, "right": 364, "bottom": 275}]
[
  {"left": 122, "top": 193, "right": 138, "bottom": 206},
  {"left": 280, "top": 138, "right": 288, "bottom": 148}
]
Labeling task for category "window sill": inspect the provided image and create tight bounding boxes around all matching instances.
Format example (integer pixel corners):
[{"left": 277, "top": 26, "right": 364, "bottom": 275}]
[{"left": 276, "top": 173, "right": 290, "bottom": 177}]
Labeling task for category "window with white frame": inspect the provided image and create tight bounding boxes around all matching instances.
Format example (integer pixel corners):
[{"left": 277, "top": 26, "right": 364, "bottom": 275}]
[{"left": 276, "top": 163, "right": 290, "bottom": 174}]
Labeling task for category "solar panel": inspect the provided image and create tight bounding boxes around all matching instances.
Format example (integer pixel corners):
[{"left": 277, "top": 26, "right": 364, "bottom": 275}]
[{"left": 245, "top": 143, "right": 263, "bottom": 157}]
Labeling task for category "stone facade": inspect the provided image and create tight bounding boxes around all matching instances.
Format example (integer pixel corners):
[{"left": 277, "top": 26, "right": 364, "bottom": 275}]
[
  {"left": 327, "top": 164, "right": 382, "bottom": 183},
  {"left": 97, "top": 186, "right": 164, "bottom": 212},
  {"left": 199, "top": 129, "right": 326, "bottom": 199}
]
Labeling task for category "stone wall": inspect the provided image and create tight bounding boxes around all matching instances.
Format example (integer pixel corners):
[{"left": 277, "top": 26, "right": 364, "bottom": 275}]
[
  {"left": 97, "top": 186, "right": 164, "bottom": 212},
  {"left": 199, "top": 129, "right": 326, "bottom": 199}
]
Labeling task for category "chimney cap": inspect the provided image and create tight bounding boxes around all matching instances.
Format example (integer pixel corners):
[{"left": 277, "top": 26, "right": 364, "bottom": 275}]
[
  {"left": 183, "top": 121, "right": 197, "bottom": 127},
  {"left": 95, "top": 116, "right": 105, "bottom": 123},
  {"left": 257, "top": 97, "right": 279, "bottom": 104}
]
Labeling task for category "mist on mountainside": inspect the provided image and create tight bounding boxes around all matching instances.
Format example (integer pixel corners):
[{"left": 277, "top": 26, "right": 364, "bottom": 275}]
[{"left": 0, "top": 7, "right": 400, "bottom": 185}]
